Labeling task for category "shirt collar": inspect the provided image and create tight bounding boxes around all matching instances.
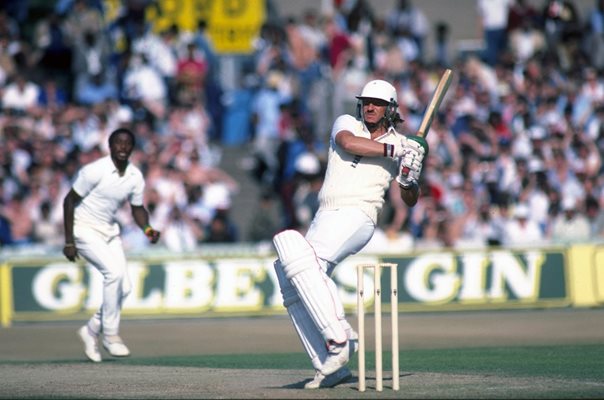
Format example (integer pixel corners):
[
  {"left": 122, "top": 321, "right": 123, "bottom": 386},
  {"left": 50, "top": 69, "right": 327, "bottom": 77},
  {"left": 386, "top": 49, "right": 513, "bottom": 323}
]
[{"left": 106, "top": 155, "right": 131, "bottom": 175}]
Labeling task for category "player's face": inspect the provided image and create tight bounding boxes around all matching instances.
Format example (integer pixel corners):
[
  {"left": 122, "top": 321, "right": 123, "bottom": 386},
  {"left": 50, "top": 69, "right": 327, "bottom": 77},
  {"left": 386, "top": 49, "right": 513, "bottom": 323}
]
[
  {"left": 361, "top": 98, "right": 388, "bottom": 125},
  {"left": 109, "top": 133, "right": 134, "bottom": 162}
]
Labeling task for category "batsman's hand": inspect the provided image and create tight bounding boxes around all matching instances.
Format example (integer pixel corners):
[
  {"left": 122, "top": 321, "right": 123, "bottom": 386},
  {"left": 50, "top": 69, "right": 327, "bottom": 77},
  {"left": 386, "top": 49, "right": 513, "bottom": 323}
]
[
  {"left": 397, "top": 139, "right": 426, "bottom": 188},
  {"left": 384, "top": 137, "right": 409, "bottom": 160},
  {"left": 63, "top": 243, "right": 79, "bottom": 262},
  {"left": 145, "top": 226, "right": 161, "bottom": 244}
]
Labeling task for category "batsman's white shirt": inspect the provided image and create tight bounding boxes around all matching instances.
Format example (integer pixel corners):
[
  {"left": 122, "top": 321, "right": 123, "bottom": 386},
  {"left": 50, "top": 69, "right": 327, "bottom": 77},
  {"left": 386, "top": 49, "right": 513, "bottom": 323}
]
[
  {"left": 72, "top": 156, "right": 145, "bottom": 238},
  {"left": 308, "top": 114, "right": 401, "bottom": 268},
  {"left": 318, "top": 114, "right": 399, "bottom": 224}
]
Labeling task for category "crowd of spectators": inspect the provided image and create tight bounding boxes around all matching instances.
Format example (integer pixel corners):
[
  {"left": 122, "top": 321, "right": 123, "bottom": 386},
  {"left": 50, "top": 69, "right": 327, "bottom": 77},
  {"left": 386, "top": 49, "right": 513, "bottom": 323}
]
[{"left": 1, "top": 0, "right": 604, "bottom": 255}]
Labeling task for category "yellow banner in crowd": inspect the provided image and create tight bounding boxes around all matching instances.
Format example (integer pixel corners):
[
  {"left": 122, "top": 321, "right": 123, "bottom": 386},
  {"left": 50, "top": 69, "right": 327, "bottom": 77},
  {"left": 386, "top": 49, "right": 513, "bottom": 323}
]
[
  {"left": 206, "top": 0, "right": 265, "bottom": 54},
  {"left": 103, "top": 0, "right": 265, "bottom": 54}
]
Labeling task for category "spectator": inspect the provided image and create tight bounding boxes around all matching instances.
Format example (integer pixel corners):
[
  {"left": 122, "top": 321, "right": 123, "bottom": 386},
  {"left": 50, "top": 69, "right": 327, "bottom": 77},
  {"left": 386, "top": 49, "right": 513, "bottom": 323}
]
[
  {"left": 276, "top": 113, "right": 326, "bottom": 229},
  {"left": 163, "top": 205, "right": 201, "bottom": 252},
  {"left": 488, "top": 196, "right": 514, "bottom": 244},
  {"left": 584, "top": 0, "right": 604, "bottom": 70},
  {"left": 434, "top": 21, "right": 451, "bottom": 67},
  {"left": 0, "top": 9, "right": 20, "bottom": 39},
  {"left": 284, "top": 15, "right": 319, "bottom": 74},
  {"left": 2, "top": 72, "right": 40, "bottom": 114},
  {"left": 71, "top": 29, "right": 111, "bottom": 88},
  {"left": 541, "top": 0, "right": 582, "bottom": 71},
  {"left": 344, "top": 0, "right": 376, "bottom": 35},
  {"left": 0, "top": 210, "right": 13, "bottom": 247},
  {"left": 247, "top": 191, "right": 279, "bottom": 242},
  {"left": 121, "top": 52, "right": 168, "bottom": 125},
  {"left": 175, "top": 42, "right": 208, "bottom": 106},
  {"left": 291, "top": 153, "right": 324, "bottom": 233},
  {"left": 550, "top": 196, "right": 591, "bottom": 243},
  {"left": 452, "top": 188, "right": 491, "bottom": 248},
  {"left": 477, "top": 0, "right": 513, "bottom": 66},
  {"left": 250, "top": 70, "right": 287, "bottom": 190},
  {"left": 109, "top": 0, "right": 149, "bottom": 43},
  {"left": 32, "top": 200, "right": 62, "bottom": 246},
  {"left": 204, "top": 210, "right": 238, "bottom": 243},
  {"left": 586, "top": 195, "right": 604, "bottom": 238},
  {"left": 578, "top": 68, "right": 604, "bottom": 111},
  {"left": 507, "top": 0, "right": 539, "bottom": 32},
  {"left": 386, "top": 0, "right": 429, "bottom": 61},
  {"left": 502, "top": 203, "right": 544, "bottom": 246},
  {"left": 323, "top": 15, "right": 352, "bottom": 74},
  {"left": 31, "top": 12, "right": 73, "bottom": 92},
  {"left": 415, "top": 199, "right": 456, "bottom": 250},
  {"left": 2, "top": 192, "right": 33, "bottom": 246},
  {"left": 0, "top": 33, "right": 17, "bottom": 86},
  {"left": 518, "top": 160, "right": 551, "bottom": 232},
  {"left": 37, "top": 76, "right": 68, "bottom": 111},
  {"left": 62, "top": 0, "right": 105, "bottom": 39},
  {"left": 193, "top": 20, "right": 218, "bottom": 81},
  {"left": 381, "top": 178, "right": 411, "bottom": 241},
  {"left": 508, "top": 18, "right": 546, "bottom": 64},
  {"left": 70, "top": 105, "right": 113, "bottom": 152},
  {"left": 74, "top": 72, "right": 119, "bottom": 106}
]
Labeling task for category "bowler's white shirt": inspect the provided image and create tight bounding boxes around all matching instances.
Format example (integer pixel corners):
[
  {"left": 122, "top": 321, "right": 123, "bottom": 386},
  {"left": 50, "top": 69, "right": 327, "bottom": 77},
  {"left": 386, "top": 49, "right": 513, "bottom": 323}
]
[{"left": 72, "top": 156, "right": 145, "bottom": 237}]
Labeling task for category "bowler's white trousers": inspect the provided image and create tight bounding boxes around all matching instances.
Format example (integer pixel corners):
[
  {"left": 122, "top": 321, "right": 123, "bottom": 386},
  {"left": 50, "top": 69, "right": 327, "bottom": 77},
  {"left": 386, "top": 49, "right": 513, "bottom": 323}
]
[
  {"left": 75, "top": 225, "right": 131, "bottom": 336},
  {"left": 275, "top": 207, "right": 375, "bottom": 371}
]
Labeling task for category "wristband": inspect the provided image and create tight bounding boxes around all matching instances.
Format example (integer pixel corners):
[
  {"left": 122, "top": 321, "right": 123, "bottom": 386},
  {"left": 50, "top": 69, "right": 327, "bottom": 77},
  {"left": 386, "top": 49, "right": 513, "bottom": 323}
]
[
  {"left": 383, "top": 143, "right": 394, "bottom": 158},
  {"left": 144, "top": 225, "right": 153, "bottom": 235}
]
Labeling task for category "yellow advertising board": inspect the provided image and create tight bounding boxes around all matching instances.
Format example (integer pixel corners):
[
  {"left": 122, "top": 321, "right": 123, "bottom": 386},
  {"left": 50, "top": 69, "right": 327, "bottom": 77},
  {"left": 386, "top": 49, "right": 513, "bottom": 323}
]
[
  {"left": 103, "top": 0, "right": 264, "bottom": 54},
  {"left": 102, "top": 0, "right": 212, "bottom": 39},
  {"left": 206, "top": 0, "right": 265, "bottom": 54},
  {"left": 4, "top": 245, "right": 604, "bottom": 327}
]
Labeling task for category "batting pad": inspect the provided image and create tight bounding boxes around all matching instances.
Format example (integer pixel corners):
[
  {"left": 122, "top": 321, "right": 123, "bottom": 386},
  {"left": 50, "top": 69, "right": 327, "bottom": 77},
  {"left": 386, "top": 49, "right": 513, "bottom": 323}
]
[
  {"left": 273, "top": 230, "right": 347, "bottom": 343},
  {"left": 275, "top": 263, "right": 328, "bottom": 371}
]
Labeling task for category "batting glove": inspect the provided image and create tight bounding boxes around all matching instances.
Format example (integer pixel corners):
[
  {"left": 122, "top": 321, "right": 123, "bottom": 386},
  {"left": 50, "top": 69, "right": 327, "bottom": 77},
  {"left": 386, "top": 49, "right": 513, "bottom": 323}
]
[
  {"left": 396, "top": 140, "right": 426, "bottom": 187},
  {"left": 383, "top": 137, "right": 409, "bottom": 160}
]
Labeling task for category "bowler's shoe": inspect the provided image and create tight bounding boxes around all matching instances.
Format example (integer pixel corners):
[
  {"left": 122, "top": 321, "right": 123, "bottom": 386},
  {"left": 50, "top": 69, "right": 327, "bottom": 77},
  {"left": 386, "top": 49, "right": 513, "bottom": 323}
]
[
  {"left": 102, "top": 335, "right": 130, "bottom": 357},
  {"left": 77, "top": 325, "right": 102, "bottom": 363}
]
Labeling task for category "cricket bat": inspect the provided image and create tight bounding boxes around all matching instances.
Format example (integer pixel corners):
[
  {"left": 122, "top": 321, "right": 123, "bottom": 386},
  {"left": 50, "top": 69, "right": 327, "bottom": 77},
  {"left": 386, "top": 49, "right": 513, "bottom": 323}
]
[
  {"left": 417, "top": 68, "right": 453, "bottom": 138},
  {"left": 398, "top": 68, "right": 453, "bottom": 188}
]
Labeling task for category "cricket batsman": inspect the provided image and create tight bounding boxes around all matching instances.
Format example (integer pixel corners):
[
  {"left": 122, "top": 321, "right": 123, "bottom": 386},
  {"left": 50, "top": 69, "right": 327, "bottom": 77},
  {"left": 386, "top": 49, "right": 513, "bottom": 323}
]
[{"left": 272, "top": 79, "right": 426, "bottom": 388}]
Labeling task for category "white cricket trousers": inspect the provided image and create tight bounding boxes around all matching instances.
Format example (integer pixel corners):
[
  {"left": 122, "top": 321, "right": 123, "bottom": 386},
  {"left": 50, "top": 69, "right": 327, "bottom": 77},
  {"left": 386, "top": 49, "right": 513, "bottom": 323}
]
[
  {"left": 74, "top": 225, "right": 131, "bottom": 336},
  {"left": 275, "top": 207, "right": 375, "bottom": 371}
]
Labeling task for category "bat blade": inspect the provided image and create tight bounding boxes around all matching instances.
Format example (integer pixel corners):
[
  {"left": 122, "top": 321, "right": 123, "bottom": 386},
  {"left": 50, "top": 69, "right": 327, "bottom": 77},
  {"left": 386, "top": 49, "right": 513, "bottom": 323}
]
[
  {"left": 397, "top": 69, "right": 453, "bottom": 188},
  {"left": 417, "top": 68, "right": 453, "bottom": 138}
]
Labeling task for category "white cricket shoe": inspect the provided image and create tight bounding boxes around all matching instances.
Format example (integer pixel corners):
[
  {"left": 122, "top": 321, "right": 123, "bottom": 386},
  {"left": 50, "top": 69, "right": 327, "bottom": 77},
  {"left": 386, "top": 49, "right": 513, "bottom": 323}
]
[
  {"left": 77, "top": 325, "right": 102, "bottom": 363},
  {"left": 321, "top": 340, "right": 350, "bottom": 376},
  {"left": 304, "top": 366, "right": 352, "bottom": 389},
  {"left": 102, "top": 335, "right": 130, "bottom": 357}
]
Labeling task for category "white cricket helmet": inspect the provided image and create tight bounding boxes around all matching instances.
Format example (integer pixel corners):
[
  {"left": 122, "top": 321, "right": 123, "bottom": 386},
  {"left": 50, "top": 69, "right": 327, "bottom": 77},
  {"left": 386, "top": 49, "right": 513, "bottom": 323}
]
[
  {"left": 356, "top": 79, "right": 400, "bottom": 127},
  {"left": 356, "top": 80, "right": 398, "bottom": 104}
]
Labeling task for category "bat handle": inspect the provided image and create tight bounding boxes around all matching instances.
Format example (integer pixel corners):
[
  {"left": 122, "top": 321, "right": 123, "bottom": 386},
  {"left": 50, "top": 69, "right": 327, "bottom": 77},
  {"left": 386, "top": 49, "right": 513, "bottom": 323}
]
[{"left": 397, "top": 135, "right": 429, "bottom": 189}]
